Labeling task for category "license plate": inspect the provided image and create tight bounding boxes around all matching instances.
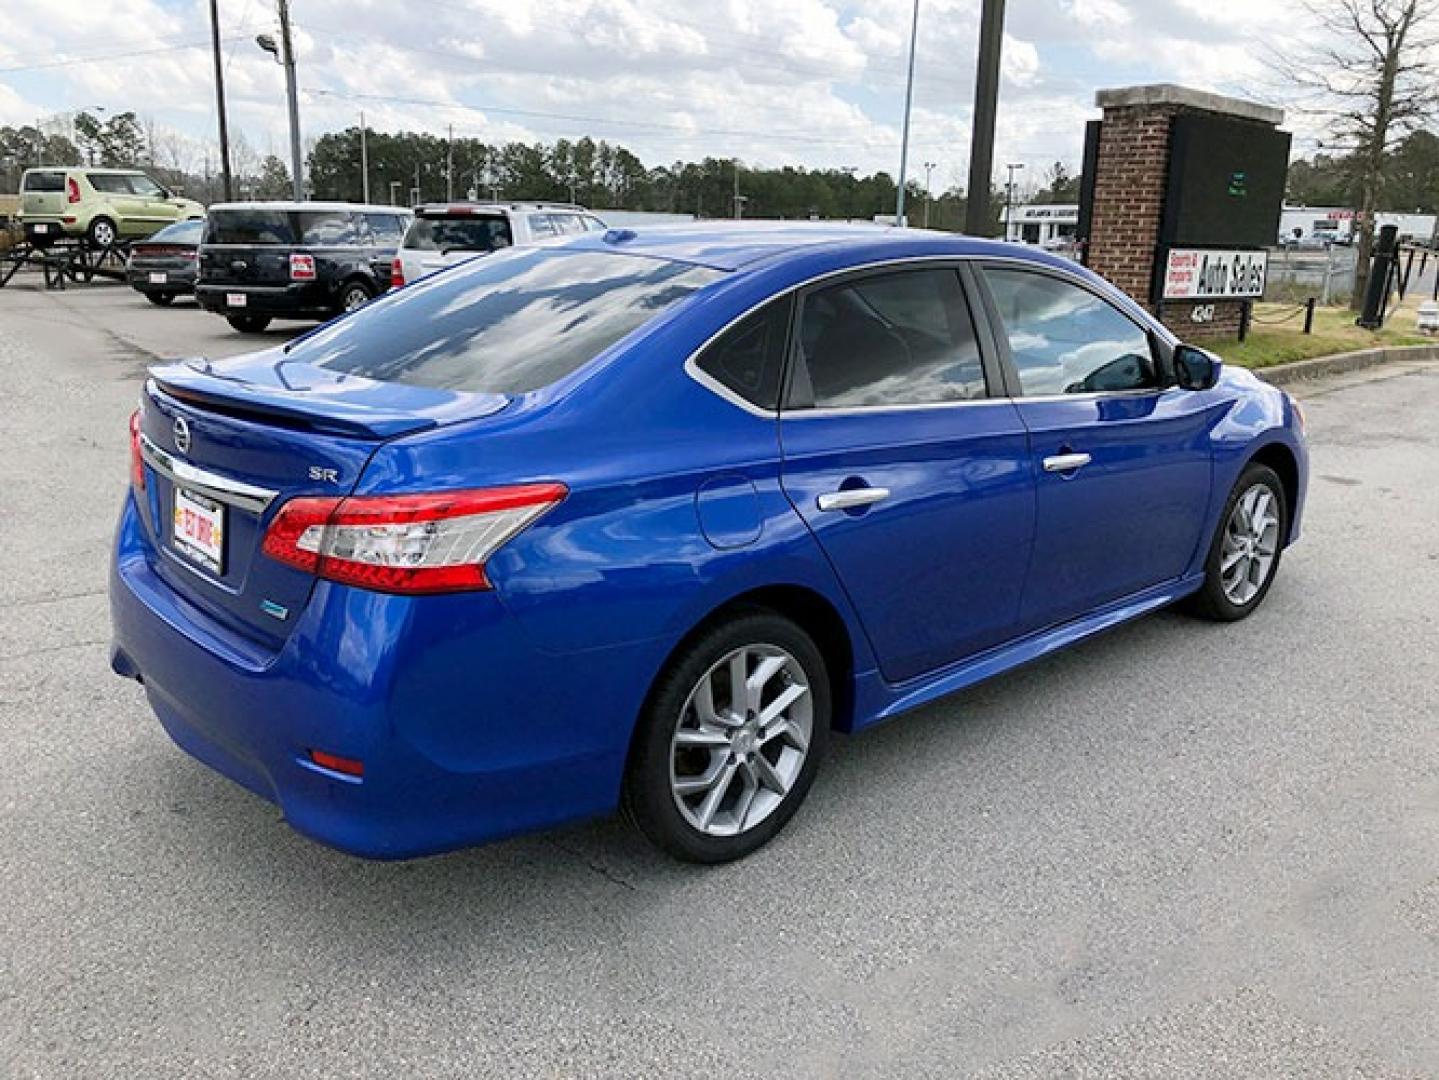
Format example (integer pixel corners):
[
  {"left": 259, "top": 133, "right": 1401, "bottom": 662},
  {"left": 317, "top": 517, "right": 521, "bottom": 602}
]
[
  {"left": 149, "top": 271, "right": 168, "bottom": 285},
  {"left": 32, "top": 223, "right": 48, "bottom": 234},
  {"left": 172, "top": 488, "right": 225, "bottom": 575},
  {"left": 226, "top": 292, "right": 247, "bottom": 308}
]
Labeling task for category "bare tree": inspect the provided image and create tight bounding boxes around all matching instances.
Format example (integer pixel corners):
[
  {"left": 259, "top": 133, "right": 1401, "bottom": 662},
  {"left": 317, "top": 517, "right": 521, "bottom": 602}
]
[{"left": 1272, "top": 0, "right": 1437, "bottom": 307}]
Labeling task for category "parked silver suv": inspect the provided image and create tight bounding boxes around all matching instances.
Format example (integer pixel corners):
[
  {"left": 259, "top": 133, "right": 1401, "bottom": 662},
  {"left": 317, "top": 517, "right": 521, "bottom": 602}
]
[{"left": 391, "top": 201, "right": 607, "bottom": 287}]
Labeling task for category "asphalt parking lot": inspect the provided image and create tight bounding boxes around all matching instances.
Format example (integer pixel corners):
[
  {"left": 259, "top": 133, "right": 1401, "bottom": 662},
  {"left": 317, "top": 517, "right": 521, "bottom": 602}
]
[{"left": 1, "top": 274, "right": 1437, "bottom": 1079}]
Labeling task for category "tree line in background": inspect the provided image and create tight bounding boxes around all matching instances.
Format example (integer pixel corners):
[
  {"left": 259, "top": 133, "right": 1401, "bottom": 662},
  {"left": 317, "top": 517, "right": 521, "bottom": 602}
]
[{"left": 1285, "top": 130, "right": 1439, "bottom": 213}]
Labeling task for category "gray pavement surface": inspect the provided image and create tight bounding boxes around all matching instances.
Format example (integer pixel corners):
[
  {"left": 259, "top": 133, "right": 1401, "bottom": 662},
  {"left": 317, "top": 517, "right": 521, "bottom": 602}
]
[{"left": 1, "top": 275, "right": 1437, "bottom": 1079}]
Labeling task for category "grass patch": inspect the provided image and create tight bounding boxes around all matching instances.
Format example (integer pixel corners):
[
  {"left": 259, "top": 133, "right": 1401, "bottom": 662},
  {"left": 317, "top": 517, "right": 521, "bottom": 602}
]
[{"left": 1215, "top": 300, "right": 1432, "bottom": 369}]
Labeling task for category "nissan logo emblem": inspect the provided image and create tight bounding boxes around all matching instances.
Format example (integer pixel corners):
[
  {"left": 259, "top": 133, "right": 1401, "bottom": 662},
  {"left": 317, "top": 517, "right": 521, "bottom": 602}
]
[{"left": 173, "top": 416, "right": 192, "bottom": 455}]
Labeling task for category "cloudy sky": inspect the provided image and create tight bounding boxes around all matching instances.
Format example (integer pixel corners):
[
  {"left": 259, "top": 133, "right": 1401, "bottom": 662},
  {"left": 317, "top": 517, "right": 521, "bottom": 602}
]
[{"left": 0, "top": 0, "right": 1318, "bottom": 191}]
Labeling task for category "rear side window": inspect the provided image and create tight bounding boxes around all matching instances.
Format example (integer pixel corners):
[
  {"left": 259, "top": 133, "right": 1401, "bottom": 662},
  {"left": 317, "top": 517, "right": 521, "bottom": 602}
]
[
  {"left": 527, "top": 214, "right": 558, "bottom": 238},
  {"left": 88, "top": 174, "right": 133, "bottom": 194},
  {"left": 694, "top": 298, "right": 792, "bottom": 411},
  {"left": 287, "top": 249, "right": 723, "bottom": 395},
  {"left": 23, "top": 171, "right": 65, "bottom": 192},
  {"left": 791, "top": 268, "right": 988, "bottom": 409},
  {"left": 204, "top": 210, "right": 295, "bottom": 245},
  {"left": 983, "top": 268, "right": 1158, "bottom": 396},
  {"left": 365, "top": 213, "right": 406, "bottom": 244},
  {"left": 404, "top": 214, "right": 512, "bottom": 253},
  {"left": 297, "top": 211, "right": 359, "bottom": 246}
]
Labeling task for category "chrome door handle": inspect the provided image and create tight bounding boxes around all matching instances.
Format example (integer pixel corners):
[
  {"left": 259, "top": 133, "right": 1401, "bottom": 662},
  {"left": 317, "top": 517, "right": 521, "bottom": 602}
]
[
  {"left": 817, "top": 487, "right": 891, "bottom": 512},
  {"left": 1043, "top": 452, "right": 1092, "bottom": 473}
]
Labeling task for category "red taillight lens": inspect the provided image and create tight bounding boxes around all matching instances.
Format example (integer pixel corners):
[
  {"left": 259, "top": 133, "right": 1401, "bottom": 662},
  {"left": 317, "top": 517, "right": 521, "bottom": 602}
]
[
  {"left": 261, "top": 484, "right": 567, "bottom": 594},
  {"left": 66, "top": 177, "right": 80, "bottom": 204},
  {"left": 309, "top": 749, "right": 364, "bottom": 777},
  {"left": 289, "top": 253, "right": 316, "bottom": 281},
  {"left": 128, "top": 410, "right": 145, "bottom": 491},
  {"left": 390, "top": 257, "right": 404, "bottom": 289}
]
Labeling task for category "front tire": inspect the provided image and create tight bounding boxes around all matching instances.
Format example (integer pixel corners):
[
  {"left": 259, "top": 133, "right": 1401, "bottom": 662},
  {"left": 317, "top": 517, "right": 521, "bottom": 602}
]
[
  {"left": 1188, "top": 463, "right": 1288, "bottom": 621},
  {"left": 623, "top": 611, "right": 830, "bottom": 863},
  {"left": 226, "top": 314, "right": 272, "bottom": 333}
]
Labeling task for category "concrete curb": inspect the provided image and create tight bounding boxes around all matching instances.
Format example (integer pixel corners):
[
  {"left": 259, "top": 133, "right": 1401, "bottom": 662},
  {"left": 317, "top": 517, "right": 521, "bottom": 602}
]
[{"left": 1254, "top": 343, "right": 1439, "bottom": 386}]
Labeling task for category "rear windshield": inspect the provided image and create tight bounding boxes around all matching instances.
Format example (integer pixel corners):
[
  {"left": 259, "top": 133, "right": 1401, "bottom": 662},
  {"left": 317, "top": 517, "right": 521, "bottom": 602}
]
[
  {"left": 404, "top": 214, "right": 513, "bottom": 253},
  {"left": 287, "top": 249, "right": 724, "bottom": 395},
  {"left": 23, "top": 171, "right": 65, "bottom": 192},
  {"left": 148, "top": 219, "right": 204, "bottom": 244},
  {"left": 204, "top": 209, "right": 295, "bottom": 245}
]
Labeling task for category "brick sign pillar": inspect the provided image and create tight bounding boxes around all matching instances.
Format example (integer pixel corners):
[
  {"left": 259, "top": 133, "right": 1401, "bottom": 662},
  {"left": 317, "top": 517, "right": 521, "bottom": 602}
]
[{"left": 1083, "top": 85, "right": 1286, "bottom": 340}]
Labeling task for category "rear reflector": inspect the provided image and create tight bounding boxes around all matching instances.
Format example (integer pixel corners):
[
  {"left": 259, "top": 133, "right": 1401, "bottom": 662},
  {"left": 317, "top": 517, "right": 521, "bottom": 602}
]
[
  {"left": 390, "top": 256, "right": 404, "bottom": 289},
  {"left": 309, "top": 749, "right": 364, "bottom": 777},
  {"left": 290, "top": 253, "right": 316, "bottom": 281},
  {"left": 261, "top": 483, "right": 567, "bottom": 594},
  {"left": 129, "top": 410, "right": 145, "bottom": 491}
]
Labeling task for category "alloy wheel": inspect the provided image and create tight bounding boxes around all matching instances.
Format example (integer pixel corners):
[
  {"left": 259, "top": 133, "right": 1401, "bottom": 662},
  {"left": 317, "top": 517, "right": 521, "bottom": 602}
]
[
  {"left": 1220, "top": 483, "right": 1280, "bottom": 606},
  {"left": 92, "top": 220, "right": 115, "bottom": 247},
  {"left": 669, "top": 644, "right": 813, "bottom": 837},
  {"left": 343, "top": 287, "right": 369, "bottom": 312}
]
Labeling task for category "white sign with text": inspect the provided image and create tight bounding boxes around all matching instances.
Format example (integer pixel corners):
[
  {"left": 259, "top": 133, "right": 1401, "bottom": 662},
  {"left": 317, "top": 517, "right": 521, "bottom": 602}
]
[{"left": 1163, "top": 248, "right": 1268, "bottom": 301}]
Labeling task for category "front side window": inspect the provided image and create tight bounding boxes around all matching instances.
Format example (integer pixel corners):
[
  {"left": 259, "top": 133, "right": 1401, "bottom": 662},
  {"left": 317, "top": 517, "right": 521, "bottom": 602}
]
[
  {"left": 694, "top": 298, "right": 791, "bottom": 410},
  {"left": 792, "top": 267, "right": 988, "bottom": 409},
  {"left": 984, "top": 268, "right": 1158, "bottom": 396},
  {"left": 365, "top": 213, "right": 406, "bottom": 244},
  {"left": 286, "top": 249, "right": 723, "bottom": 395},
  {"left": 128, "top": 175, "right": 165, "bottom": 198},
  {"left": 527, "top": 214, "right": 558, "bottom": 238}
]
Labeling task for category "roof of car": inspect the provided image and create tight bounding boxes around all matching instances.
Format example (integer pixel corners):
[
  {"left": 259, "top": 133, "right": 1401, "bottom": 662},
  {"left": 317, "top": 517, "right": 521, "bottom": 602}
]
[
  {"left": 207, "top": 201, "right": 413, "bottom": 214},
  {"left": 550, "top": 221, "right": 1060, "bottom": 273},
  {"left": 414, "top": 201, "right": 590, "bottom": 214}
]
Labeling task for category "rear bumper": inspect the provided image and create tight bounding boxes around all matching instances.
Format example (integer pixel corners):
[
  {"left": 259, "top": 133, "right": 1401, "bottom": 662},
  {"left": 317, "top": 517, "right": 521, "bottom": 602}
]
[
  {"left": 109, "top": 492, "right": 649, "bottom": 859},
  {"left": 195, "top": 282, "right": 333, "bottom": 319},
  {"left": 128, "top": 265, "right": 197, "bottom": 293}
]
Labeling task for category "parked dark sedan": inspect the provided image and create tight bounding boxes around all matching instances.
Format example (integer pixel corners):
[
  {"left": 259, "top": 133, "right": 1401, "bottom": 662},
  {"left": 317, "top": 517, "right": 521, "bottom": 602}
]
[
  {"left": 195, "top": 202, "right": 410, "bottom": 332},
  {"left": 127, "top": 219, "right": 205, "bottom": 305}
]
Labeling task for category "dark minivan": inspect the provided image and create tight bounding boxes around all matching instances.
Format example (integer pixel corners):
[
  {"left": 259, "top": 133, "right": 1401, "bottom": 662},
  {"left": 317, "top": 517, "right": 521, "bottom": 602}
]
[{"left": 196, "top": 202, "right": 411, "bottom": 333}]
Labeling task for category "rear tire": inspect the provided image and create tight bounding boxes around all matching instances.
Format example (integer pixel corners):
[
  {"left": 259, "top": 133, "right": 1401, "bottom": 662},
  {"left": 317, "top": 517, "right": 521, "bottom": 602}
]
[
  {"left": 1187, "top": 463, "right": 1288, "bottom": 621},
  {"left": 337, "top": 280, "right": 373, "bottom": 314},
  {"left": 87, "top": 217, "right": 117, "bottom": 249},
  {"left": 226, "top": 314, "right": 272, "bottom": 333},
  {"left": 146, "top": 292, "right": 176, "bottom": 306},
  {"left": 622, "top": 611, "right": 830, "bottom": 863}
]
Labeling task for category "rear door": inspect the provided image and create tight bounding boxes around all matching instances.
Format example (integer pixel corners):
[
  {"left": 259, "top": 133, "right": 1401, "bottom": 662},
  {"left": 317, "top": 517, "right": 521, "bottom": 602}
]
[
  {"left": 975, "top": 264, "right": 1214, "bottom": 631},
  {"left": 199, "top": 208, "right": 295, "bottom": 287},
  {"left": 778, "top": 264, "right": 1036, "bottom": 684}
]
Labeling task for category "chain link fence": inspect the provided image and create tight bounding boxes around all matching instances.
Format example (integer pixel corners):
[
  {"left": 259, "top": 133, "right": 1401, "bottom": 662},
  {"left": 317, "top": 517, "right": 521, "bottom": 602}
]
[{"left": 1264, "top": 245, "right": 1357, "bottom": 305}]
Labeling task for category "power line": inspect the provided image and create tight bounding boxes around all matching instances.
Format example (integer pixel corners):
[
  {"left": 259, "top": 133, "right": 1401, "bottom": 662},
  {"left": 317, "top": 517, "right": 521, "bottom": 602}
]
[{"left": 0, "top": 36, "right": 248, "bottom": 75}]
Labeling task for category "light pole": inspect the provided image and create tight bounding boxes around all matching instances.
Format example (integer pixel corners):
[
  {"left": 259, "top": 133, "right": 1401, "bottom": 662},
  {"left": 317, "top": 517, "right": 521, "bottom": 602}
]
[
  {"left": 732, "top": 160, "right": 746, "bottom": 219},
  {"left": 359, "top": 111, "right": 369, "bottom": 203},
  {"left": 894, "top": 0, "right": 921, "bottom": 226},
  {"left": 256, "top": 0, "right": 303, "bottom": 201},
  {"left": 964, "top": 0, "right": 1006, "bottom": 235},
  {"left": 922, "top": 160, "right": 937, "bottom": 228},
  {"left": 1004, "top": 162, "right": 1024, "bottom": 241}
]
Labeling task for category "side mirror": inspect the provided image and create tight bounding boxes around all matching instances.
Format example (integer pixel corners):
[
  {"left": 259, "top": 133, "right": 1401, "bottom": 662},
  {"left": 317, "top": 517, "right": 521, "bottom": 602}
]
[{"left": 1174, "top": 344, "right": 1221, "bottom": 391}]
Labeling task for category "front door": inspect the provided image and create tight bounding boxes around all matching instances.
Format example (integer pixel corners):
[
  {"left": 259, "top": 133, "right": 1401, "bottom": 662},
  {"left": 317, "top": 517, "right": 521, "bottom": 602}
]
[
  {"left": 977, "top": 264, "right": 1215, "bottom": 631},
  {"left": 779, "top": 265, "right": 1036, "bottom": 684}
]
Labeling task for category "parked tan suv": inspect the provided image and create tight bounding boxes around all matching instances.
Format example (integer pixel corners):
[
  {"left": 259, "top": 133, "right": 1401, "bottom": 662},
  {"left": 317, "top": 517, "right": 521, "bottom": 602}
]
[{"left": 17, "top": 167, "right": 204, "bottom": 248}]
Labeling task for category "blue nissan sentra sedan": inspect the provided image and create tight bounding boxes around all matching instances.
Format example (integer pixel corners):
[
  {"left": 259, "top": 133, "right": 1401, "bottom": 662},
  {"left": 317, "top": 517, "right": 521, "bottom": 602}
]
[{"left": 110, "top": 224, "right": 1308, "bottom": 862}]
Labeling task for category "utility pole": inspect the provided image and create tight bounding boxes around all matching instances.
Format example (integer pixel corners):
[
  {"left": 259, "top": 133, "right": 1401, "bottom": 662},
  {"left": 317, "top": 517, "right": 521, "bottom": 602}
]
[
  {"left": 208, "top": 0, "right": 234, "bottom": 200},
  {"left": 964, "top": 0, "right": 1005, "bottom": 236},
  {"left": 894, "top": 0, "right": 921, "bottom": 226},
  {"left": 446, "top": 123, "right": 454, "bottom": 202},
  {"left": 1004, "top": 162, "right": 1023, "bottom": 241},
  {"left": 922, "top": 160, "right": 937, "bottom": 228},
  {"left": 732, "top": 161, "right": 746, "bottom": 219},
  {"left": 276, "top": 0, "right": 303, "bottom": 200},
  {"left": 359, "top": 110, "right": 369, "bottom": 203}
]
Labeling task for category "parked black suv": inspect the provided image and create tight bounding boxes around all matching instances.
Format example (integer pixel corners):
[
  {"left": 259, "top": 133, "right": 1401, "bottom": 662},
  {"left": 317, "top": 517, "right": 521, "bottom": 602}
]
[{"left": 196, "top": 202, "right": 411, "bottom": 332}]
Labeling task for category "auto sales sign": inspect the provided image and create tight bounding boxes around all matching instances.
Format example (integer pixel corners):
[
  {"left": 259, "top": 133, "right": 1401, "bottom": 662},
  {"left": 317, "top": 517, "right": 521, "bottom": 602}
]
[{"left": 1162, "top": 248, "right": 1268, "bottom": 301}]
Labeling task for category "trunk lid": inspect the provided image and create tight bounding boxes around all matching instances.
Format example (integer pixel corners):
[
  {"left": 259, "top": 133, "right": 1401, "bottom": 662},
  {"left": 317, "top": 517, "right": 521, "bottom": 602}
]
[{"left": 137, "top": 352, "right": 509, "bottom": 647}]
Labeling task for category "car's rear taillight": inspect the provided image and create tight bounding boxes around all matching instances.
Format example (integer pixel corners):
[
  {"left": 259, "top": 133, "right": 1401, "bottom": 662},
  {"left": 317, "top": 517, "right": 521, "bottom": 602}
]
[
  {"left": 66, "top": 177, "right": 80, "bottom": 204},
  {"left": 390, "top": 257, "right": 404, "bottom": 289},
  {"left": 289, "top": 253, "right": 316, "bottom": 281},
  {"left": 261, "top": 484, "right": 567, "bottom": 594},
  {"left": 128, "top": 410, "right": 145, "bottom": 491}
]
